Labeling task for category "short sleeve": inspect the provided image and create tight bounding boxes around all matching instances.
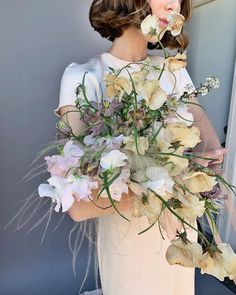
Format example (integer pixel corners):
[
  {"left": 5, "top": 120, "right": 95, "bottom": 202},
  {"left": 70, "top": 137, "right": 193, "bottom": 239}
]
[
  {"left": 54, "top": 62, "right": 100, "bottom": 117},
  {"left": 176, "top": 68, "right": 195, "bottom": 96}
]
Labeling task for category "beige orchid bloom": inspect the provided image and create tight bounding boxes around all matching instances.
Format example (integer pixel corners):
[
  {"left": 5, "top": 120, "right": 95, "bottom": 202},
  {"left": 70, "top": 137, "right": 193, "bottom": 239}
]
[
  {"left": 123, "top": 135, "right": 149, "bottom": 155},
  {"left": 182, "top": 172, "right": 217, "bottom": 193},
  {"left": 167, "top": 11, "right": 185, "bottom": 37},
  {"left": 175, "top": 192, "right": 206, "bottom": 223},
  {"left": 165, "top": 52, "right": 187, "bottom": 72},
  {"left": 166, "top": 237, "right": 203, "bottom": 268},
  {"left": 166, "top": 123, "right": 201, "bottom": 148},
  {"left": 199, "top": 243, "right": 236, "bottom": 281},
  {"left": 140, "top": 80, "right": 168, "bottom": 110},
  {"left": 104, "top": 73, "right": 132, "bottom": 100}
]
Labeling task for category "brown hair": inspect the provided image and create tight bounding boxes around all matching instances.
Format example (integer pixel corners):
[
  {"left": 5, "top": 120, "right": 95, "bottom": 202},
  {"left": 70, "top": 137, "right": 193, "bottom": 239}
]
[{"left": 89, "top": 0, "right": 193, "bottom": 50}]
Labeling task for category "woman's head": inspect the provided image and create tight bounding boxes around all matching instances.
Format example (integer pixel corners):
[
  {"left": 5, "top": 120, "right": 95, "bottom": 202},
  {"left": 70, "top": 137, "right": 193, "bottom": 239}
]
[{"left": 89, "top": 0, "right": 193, "bottom": 50}]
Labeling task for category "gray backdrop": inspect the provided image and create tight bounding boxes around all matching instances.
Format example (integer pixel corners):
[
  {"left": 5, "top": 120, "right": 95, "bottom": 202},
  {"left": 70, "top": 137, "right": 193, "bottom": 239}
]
[{"left": 1, "top": 0, "right": 235, "bottom": 294}]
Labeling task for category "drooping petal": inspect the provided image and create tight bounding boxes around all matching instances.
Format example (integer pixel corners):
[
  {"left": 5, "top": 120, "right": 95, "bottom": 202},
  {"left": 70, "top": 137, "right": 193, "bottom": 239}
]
[
  {"left": 38, "top": 183, "right": 57, "bottom": 199},
  {"left": 166, "top": 238, "right": 203, "bottom": 268}
]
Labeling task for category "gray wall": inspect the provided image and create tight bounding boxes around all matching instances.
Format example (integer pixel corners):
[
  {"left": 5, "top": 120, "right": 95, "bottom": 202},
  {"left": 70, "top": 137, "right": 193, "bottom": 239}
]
[
  {"left": 187, "top": 0, "right": 236, "bottom": 144},
  {"left": 0, "top": 1, "right": 106, "bottom": 294},
  {"left": 1, "top": 0, "right": 235, "bottom": 294}
]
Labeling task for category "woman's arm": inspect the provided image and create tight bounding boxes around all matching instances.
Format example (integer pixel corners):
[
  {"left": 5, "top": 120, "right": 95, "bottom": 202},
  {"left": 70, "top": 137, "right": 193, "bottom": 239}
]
[
  {"left": 60, "top": 105, "right": 134, "bottom": 222},
  {"left": 188, "top": 96, "right": 227, "bottom": 166}
]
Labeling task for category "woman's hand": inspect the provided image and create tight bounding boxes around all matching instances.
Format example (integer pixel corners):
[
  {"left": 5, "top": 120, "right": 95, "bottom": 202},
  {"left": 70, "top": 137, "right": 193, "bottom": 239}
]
[
  {"left": 67, "top": 189, "right": 135, "bottom": 222},
  {"left": 192, "top": 147, "right": 228, "bottom": 168}
]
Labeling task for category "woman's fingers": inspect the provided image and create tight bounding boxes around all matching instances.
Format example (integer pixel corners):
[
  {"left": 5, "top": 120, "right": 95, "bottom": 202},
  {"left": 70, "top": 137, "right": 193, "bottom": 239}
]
[{"left": 193, "top": 148, "right": 228, "bottom": 167}]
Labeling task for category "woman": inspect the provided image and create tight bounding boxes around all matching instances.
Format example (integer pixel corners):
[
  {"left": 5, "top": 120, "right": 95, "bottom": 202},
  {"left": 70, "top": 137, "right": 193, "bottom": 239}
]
[{"left": 54, "top": 0, "right": 226, "bottom": 294}]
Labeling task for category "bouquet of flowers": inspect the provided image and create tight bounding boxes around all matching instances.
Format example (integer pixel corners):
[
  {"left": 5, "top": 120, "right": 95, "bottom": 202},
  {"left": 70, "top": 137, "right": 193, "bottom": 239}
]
[{"left": 12, "top": 11, "right": 236, "bottom": 283}]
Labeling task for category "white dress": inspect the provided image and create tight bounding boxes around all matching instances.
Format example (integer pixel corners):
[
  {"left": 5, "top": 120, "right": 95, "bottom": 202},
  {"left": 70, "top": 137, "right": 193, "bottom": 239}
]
[{"left": 55, "top": 52, "right": 197, "bottom": 295}]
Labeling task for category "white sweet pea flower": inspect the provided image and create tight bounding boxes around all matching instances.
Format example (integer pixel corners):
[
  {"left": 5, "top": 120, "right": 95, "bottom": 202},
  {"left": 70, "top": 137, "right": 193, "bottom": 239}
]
[
  {"left": 167, "top": 11, "right": 185, "bottom": 36},
  {"left": 100, "top": 168, "right": 130, "bottom": 201},
  {"left": 63, "top": 140, "right": 84, "bottom": 158},
  {"left": 69, "top": 174, "right": 98, "bottom": 202},
  {"left": 38, "top": 176, "right": 75, "bottom": 212},
  {"left": 100, "top": 150, "right": 128, "bottom": 171},
  {"left": 143, "top": 167, "right": 174, "bottom": 197}
]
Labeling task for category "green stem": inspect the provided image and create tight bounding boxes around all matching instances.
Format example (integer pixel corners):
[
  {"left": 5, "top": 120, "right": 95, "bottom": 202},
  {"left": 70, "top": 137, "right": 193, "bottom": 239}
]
[
  {"left": 147, "top": 188, "right": 211, "bottom": 245},
  {"left": 102, "top": 171, "right": 130, "bottom": 222}
]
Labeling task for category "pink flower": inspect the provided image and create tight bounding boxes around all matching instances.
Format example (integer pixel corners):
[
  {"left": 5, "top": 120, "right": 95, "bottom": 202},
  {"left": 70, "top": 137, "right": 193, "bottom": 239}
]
[{"left": 45, "top": 140, "right": 84, "bottom": 177}]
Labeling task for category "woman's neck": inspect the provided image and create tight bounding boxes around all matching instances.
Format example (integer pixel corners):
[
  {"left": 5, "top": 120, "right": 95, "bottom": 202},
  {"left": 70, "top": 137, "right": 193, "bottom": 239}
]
[{"left": 108, "top": 27, "right": 148, "bottom": 62}]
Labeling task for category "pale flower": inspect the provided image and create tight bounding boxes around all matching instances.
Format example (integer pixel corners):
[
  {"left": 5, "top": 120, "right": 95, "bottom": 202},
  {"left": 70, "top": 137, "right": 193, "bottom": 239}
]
[
  {"left": 38, "top": 176, "right": 75, "bottom": 212},
  {"left": 167, "top": 11, "right": 185, "bottom": 36},
  {"left": 166, "top": 238, "right": 203, "bottom": 268},
  {"left": 165, "top": 52, "right": 187, "bottom": 72},
  {"left": 45, "top": 140, "right": 84, "bottom": 177},
  {"left": 104, "top": 73, "right": 132, "bottom": 100},
  {"left": 123, "top": 135, "right": 149, "bottom": 155},
  {"left": 84, "top": 134, "right": 124, "bottom": 150},
  {"left": 153, "top": 122, "right": 172, "bottom": 152},
  {"left": 100, "top": 150, "right": 128, "bottom": 171},
  {"left": 143, "top": 167, "right": 174, "bottom": 197},
  {"left": 166, "top": 123, "right": 201, "bottom": 148},
  {"left": 140, "top": 80, "right": 168, "bottom": 110},
  {"left": 199, "top": 243, "right": 236, "bottom": 281},
  {"left": 63, "top": 140, "right": 84, "bottom": 158},
  {"left": 141, "top": 14, "right": 166, "bottom": 43},
  {"left": 183, "top": 172, "right": 217, "bottom": 193},
  {"left": 100, "top": 168, "right": 130, "bottom": 201},
  {"left": 133, "top": 193, "right": 163, "bottom": 224},
  {"left": 44, "top": 155, "right": 68, "bottom": 177},
  {"left": 175, "top": 193, "right": 206, "bottom": 222},
  {"left": 165, "top": 104, "right": 194, "bottom": 127},
  {"left": 69, "top": 174, "right": 98, "bottom": 202},
  {"left": 131, "top": 69, "right": 149, "bottom": 85},
  {"left": 165, "top": 146, "right": 189, "bottom": 176}
]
